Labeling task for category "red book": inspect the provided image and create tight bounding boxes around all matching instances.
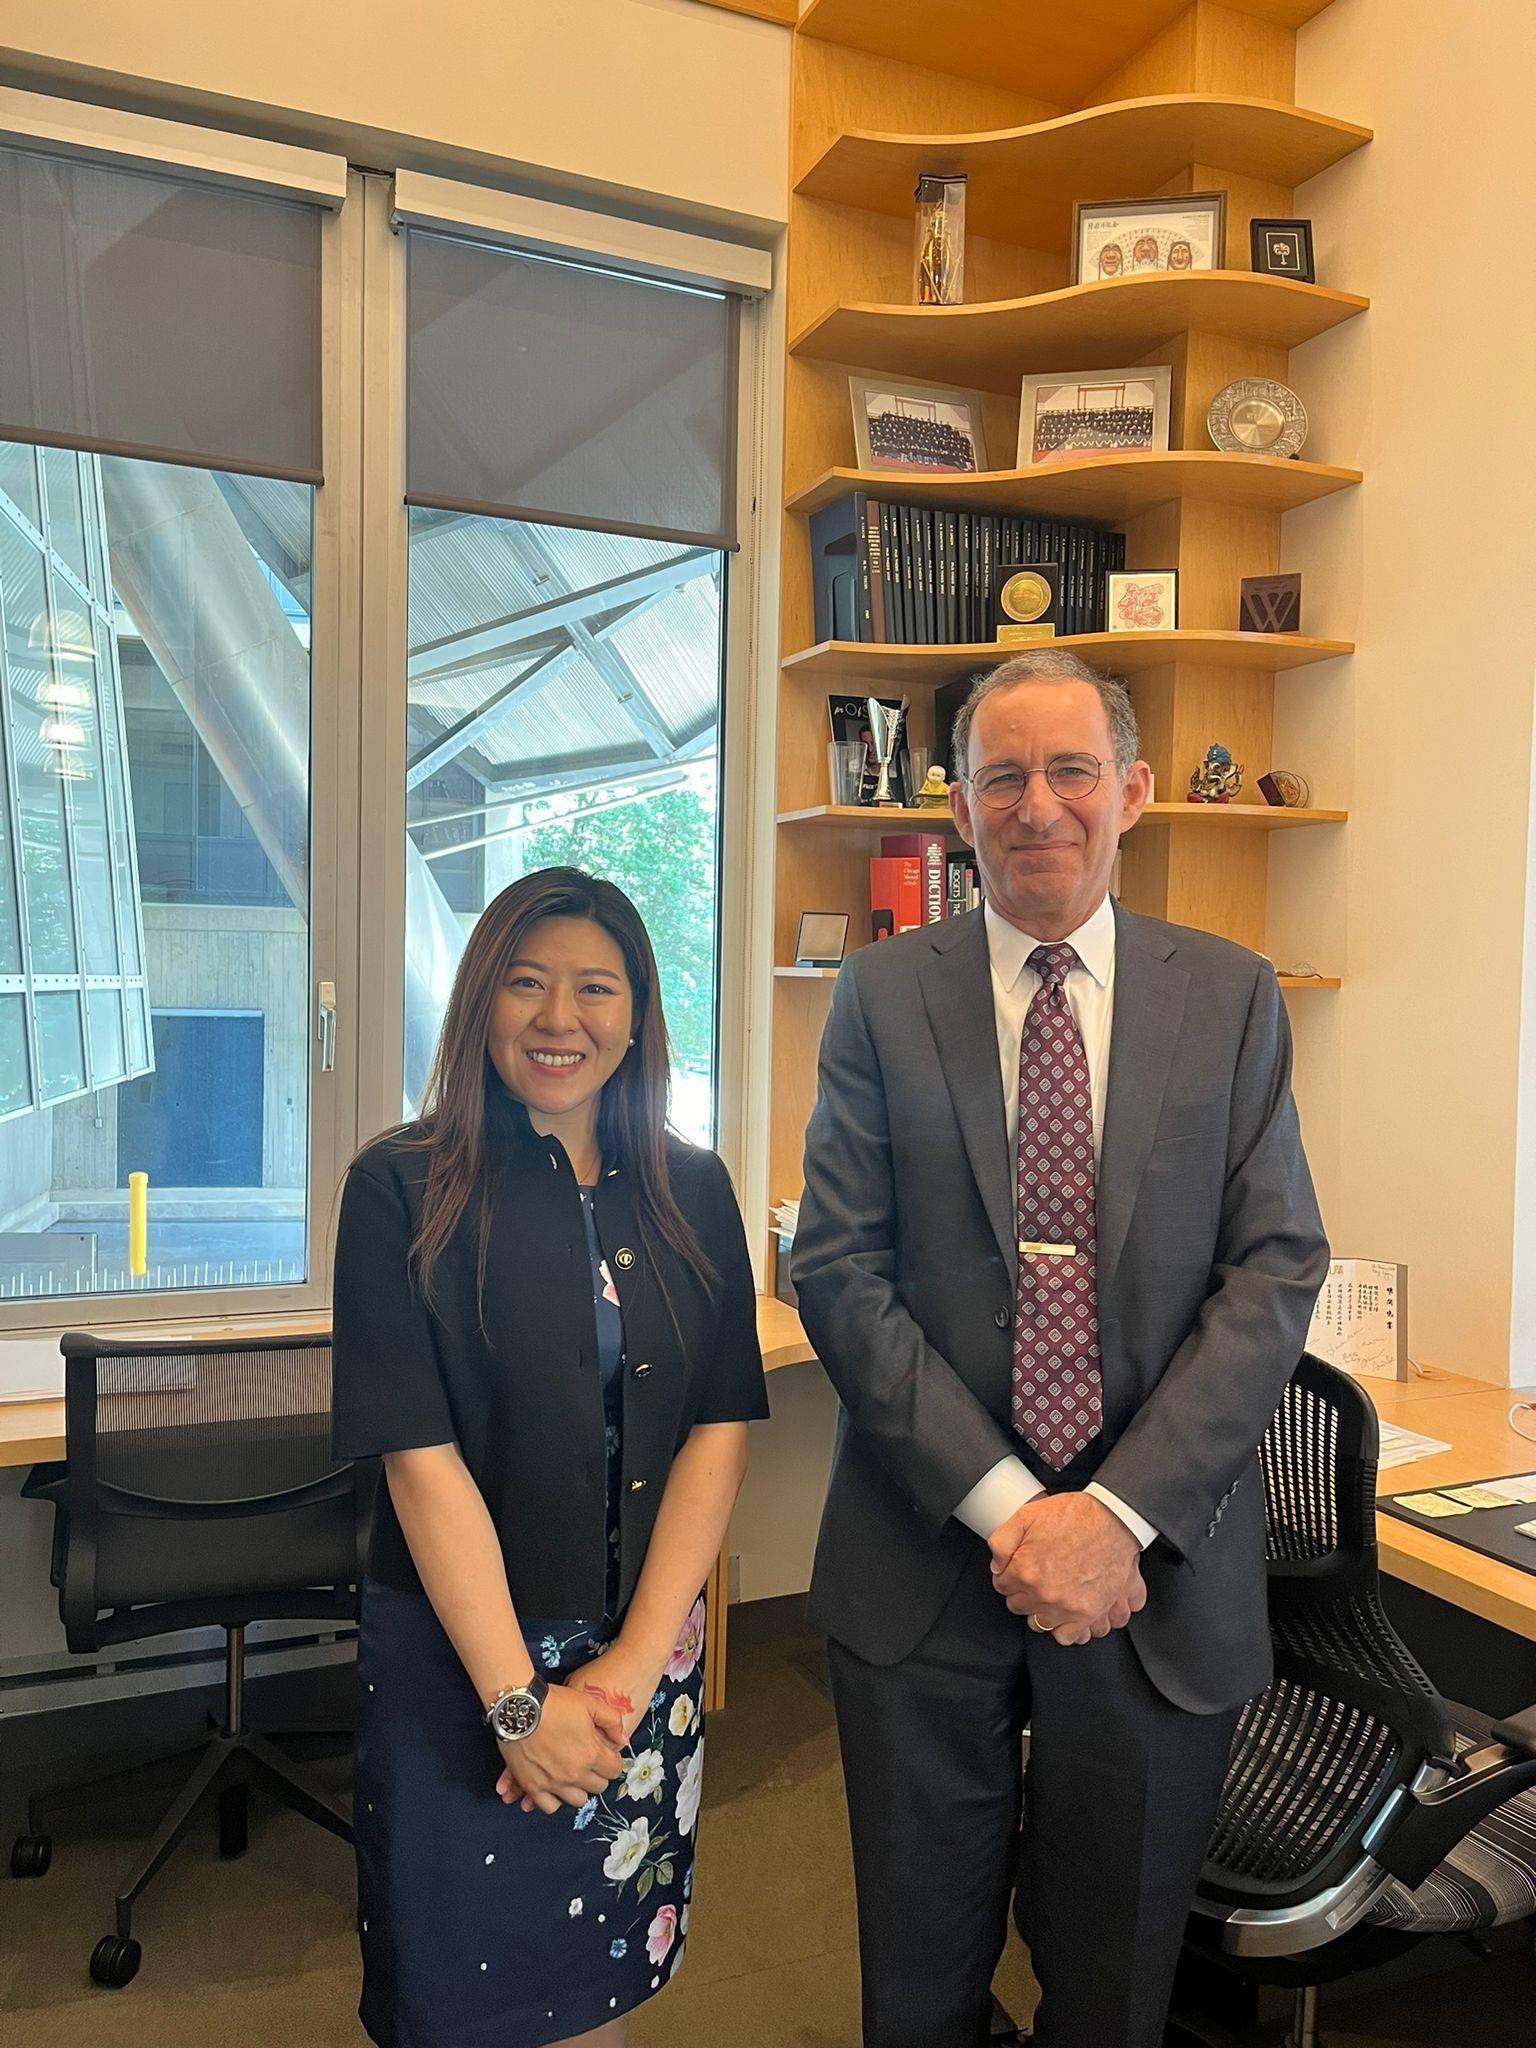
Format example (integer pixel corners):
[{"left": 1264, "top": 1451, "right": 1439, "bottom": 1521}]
[
  {"left": 880, "top": 832, "right": 947, "bottom": 924},
  {"left": 869, "top": 855, "right": 924, "bottom": 937}
]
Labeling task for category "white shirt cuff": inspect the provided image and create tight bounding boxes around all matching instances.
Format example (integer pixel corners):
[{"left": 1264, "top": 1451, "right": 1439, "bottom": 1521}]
[
  {"left": 1085, "top": 1482, "right": 1159, "bottom": 1550},
  {"left": 953, "top": 1455, "right": 1043, "bottom": 1537},
  {"left": 951, "top": 1458, "right": 1159, "bottom": 1551}
]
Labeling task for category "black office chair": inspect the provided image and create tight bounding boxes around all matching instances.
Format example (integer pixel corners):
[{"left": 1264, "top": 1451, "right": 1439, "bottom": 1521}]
[
  {"left": 1173, "top": 1353, "right": 1536, "bottom": 2047},
  {"left": 11, "top": 1330, "right": 375, "bottom": 1989}
]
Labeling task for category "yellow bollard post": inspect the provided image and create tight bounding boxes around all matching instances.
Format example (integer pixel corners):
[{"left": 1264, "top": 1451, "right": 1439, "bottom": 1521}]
[{"left": 128, "top": 1171, "right": 149, "bottom": 1278}]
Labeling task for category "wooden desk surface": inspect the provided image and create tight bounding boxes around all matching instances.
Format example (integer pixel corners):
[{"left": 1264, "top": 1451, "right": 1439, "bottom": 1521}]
[
  {"left": 1367, "top": 1372, "right": 1536, "bottom": 1643},
  {"left": 8, "top": 1317, "right": 1533, "bottom": 1644},
  {"left": 0, "top": 1299, "right": 822, "bottom": 1472}
]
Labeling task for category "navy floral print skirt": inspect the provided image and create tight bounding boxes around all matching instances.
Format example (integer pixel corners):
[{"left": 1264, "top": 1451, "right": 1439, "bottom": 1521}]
[{"left": 354, "top": 1579, "right": 708, "bottom": 2048}]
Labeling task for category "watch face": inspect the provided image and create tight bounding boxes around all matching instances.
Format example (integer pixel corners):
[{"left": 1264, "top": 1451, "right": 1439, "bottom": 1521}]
[{"left": 492, "top": 1689, "right": 542, "bottom": 1741}]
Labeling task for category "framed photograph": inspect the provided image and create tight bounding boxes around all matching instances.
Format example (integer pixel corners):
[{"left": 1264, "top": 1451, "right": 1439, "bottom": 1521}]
[
  {"left": 1017, "top": 365, "right": 1172, "bottom": 466},
  {"left": 794, "top": 911, "right": 850, "bottom": 970},
  {"left": 1070, "top": 192, "right": 1227, "bottom": 285},
  {"left": 1106, "top": 569, "right": 1178, "bottom": 632},
  {"left": 849, "top": 372, "right": 989, "bottom": 475},
  {"left": 1249, "top": 217, "right": 1315, "bottom": 284}
]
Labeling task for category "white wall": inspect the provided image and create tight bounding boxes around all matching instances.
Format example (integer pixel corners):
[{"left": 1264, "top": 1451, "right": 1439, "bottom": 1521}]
[
  {"left": 0, "top": 0, "right": 791, "bottom": 232},
  {"left": 1271, "top": 0, "right": 1536, "bottom": 1387}
]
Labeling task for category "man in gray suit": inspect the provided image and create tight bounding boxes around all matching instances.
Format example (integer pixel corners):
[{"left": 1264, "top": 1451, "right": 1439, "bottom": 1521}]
[{"left": 793, "top": 650, "right": 1328, "bottom": 2048}]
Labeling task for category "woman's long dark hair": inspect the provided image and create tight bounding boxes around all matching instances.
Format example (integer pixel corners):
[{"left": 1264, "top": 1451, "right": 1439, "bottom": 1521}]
[{"left": 395, "top": 868, "right": 716, "bottom": 1314}]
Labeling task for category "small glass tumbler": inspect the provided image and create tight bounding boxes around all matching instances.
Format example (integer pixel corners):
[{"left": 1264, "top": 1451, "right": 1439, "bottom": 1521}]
[{"left": 828, "top": 739, "right": 867, "bottom": 807}]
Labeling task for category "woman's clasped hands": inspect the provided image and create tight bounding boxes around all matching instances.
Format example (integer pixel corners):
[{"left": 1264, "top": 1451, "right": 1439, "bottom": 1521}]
[
  {"left": 495, "top": 1683, "right": 625, "bottom": 1817},
  {"left": 495, "top": 1643, "right": 661, "bottom": 1814}
]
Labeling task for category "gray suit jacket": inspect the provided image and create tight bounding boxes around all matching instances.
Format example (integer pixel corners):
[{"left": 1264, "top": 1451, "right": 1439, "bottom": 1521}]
[{"left": 792, "top": 900, "right": 1329, "bottom": 1714}]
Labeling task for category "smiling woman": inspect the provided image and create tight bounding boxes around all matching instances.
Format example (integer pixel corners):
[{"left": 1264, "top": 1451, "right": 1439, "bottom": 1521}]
[
  {"left": 490, "top": 919, "right": 636, "bottom": 1184},
  {"left": 331, "top": 864, "right": 768, "bottom": 2048}
]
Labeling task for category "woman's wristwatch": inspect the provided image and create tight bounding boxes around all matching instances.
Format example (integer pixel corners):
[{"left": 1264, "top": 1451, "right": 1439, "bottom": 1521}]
[{"left": 485, "top": 1675, "right": 550, "bottom": 1743}]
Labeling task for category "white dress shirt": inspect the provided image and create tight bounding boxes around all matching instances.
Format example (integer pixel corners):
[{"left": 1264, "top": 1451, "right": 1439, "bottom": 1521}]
[{"left": 952, "top": 894, "right": 1159, "bottom": 1551}]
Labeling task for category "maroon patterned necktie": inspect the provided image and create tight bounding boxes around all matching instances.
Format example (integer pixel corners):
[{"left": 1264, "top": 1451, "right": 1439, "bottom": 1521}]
[{"left": 1011, "top": 942, "right": 1103, "bottom": 1470}]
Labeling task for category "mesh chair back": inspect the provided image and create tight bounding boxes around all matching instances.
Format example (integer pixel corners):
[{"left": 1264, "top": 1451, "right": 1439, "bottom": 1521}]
[
  {"left": 1201, "top": 1355, "right": 1455, "bottom": 1909},
  {"left": 85, "top": 1343, "right": 341, "bottom": 1506},
  {"left": 55, "top": 1330, "right": 371, "bottom": 1652}
]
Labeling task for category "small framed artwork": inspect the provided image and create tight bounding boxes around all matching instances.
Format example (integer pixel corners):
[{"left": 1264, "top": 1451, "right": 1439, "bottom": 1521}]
[
  {"left": 1249, "top": 218, "right": 1315, "bottom": 284},
  {"left": 1070, "top": 192, "right": 1227, "bottom": 284},
  {"left": 795, "top": 911, "right": 850, "bottom": 969},
  {"left": 1017, "top": 365, "right": 1172, "bottom": 466},
  {"left": 1106, "top": 570, "right": 1178, "bottom": 632},
  {"left": 849, "top": 373, "right": 989, "bottom": 475}
]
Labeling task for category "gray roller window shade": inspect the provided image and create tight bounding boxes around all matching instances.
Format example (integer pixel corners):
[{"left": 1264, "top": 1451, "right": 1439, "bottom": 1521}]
[
  {"left": 0, "top": 143, "right": 322, "bottom": 482},
  {"left": 406, "top": 231, "right": 739, "bottom": 549}
]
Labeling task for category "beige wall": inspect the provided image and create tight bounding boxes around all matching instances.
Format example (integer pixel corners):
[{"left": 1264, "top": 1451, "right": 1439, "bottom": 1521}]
[
  {"left": 0, "top": 0, "right": 791, "bottom": 231},
  {"left": 1271, "top": 0, "right": 1536, "bottom": 1386}
]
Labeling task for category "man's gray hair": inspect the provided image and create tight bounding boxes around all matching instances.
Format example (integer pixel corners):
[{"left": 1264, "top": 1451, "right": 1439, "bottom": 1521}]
[{"left": 949, "top": 648, "right": 1140, "bottom": 782}]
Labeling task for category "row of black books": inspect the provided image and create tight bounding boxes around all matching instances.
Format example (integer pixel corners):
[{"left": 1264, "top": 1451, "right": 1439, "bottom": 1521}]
[{"left": 809, "top": 491, "right": 1126, "bottom": 645}]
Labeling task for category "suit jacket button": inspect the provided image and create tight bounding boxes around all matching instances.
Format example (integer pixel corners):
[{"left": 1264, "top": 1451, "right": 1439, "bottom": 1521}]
[
  {"left": 994, "top": 1309, "right": 1009, "bottom": 1329},
  {"left": 632, "top": 1361, "right": 652, "bottom": 1378},
  {"left": 629, "top": 1478, "right": 646, "bottom": 1493}
]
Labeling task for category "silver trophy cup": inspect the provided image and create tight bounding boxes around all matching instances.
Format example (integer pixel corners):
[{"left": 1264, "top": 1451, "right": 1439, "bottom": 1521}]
[{"left": 865, "top": 695, "right": 909, "bottom": 807}]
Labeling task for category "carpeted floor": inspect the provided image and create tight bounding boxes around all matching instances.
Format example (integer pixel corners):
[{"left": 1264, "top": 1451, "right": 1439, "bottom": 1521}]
[{"left": 3, "top": 1598, "right": 1531, "bottom": 2046}]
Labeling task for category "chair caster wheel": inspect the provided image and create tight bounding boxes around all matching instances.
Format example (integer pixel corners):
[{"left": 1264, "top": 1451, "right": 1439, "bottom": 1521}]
[
  {"left": 218, "top": 1786, "right": 248, "bottom": 1859},
  {"left": 10, "top": 1833, "right": 52, "bottom": 1878},
  {"left": 90, "top": 1934, "right": 142, "bottom": 1988}
]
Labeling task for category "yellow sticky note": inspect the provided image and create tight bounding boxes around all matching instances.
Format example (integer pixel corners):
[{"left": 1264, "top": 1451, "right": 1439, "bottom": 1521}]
[
  {"left": 1394, "top": 1492, "right": 1472, "bottom": 1518},
  {"left": 1441, "top": 1486, "right": 1511, "bottom": 1510}
]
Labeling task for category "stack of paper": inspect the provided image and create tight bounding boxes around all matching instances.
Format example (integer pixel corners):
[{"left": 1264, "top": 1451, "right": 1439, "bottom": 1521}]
[
  {"left": 1376, "top": 1420, "right": 1451, "bottom": 1470},
  {"left": 771, "top": 1199, "right": 800, "bottom": 1239}
]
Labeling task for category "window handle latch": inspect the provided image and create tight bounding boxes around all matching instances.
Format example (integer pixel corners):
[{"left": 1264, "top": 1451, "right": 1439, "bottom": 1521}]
[{"left": 317, "top": 978, "right": 338, "bottom": 1073}]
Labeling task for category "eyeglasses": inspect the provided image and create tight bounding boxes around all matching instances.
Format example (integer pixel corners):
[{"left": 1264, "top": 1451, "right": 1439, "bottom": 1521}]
[{"left": 963, "top": 756, "right": 1110, "bottom": 810}]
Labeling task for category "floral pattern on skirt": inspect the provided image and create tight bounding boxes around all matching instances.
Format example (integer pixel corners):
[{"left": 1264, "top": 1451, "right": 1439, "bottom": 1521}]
[{"left": 354, "top": 1580, "right": 707, "bottom": 2048}]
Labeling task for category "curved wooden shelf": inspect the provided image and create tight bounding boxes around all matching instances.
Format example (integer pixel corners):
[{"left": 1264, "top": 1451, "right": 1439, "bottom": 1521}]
[
  {"left": 779, "top": 805, "right": 964, "bottom": 830},
  {"left": 784, "top": 632, "right": 1354, "bottom": 686},
  {"left": 797, "top": 94, "right": 1371, "bottom": 248},
  {"left": 797, "top": 3, "right": 1337, "bottom": 107},
  {"left": 778, "top": 802, "right": 1346, "bottom": 830},
  {"left": 775, "top": 963, "right": 1340, "bottom": 989},
  {"left": 788, "top": 453, "right": 1362, "bottom": 524},
  {"left": 793, "top": 272, "right": 1368, "bottom": 394},
  {"left": 1135, "top": 802, "right": 1346, "bottom": 828}
]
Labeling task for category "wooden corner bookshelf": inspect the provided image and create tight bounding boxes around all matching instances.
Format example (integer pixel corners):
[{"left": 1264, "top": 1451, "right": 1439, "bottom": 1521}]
[{"left": 770, "top": 0, "right": 1363, "bottom": 1228}]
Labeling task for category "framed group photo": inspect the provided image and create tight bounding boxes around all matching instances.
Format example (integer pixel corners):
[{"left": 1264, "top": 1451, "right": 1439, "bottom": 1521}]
[
  {"left": 848, "top": 372, "right": 989, "bottom": 475},
  {"left": 1017, "top": 364, "right": 1172, "bottom": 466},
  {"left": 1070, "top": 192, "right": 1227, "bottom": 284}
]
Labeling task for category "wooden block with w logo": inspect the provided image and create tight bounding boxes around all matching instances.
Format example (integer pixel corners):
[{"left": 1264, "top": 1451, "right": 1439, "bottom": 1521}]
[{"left": 1239, "top": 573, "right": 1302, "bottom": 634}]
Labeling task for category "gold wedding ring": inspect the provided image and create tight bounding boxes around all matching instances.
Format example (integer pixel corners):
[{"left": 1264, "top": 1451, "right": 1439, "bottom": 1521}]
[{"left": 1027, "top": 1614, "right": 1050, "bottom": 1634}]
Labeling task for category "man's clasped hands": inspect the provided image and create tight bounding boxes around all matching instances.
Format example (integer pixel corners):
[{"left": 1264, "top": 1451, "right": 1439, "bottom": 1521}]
[{"left": 987, "top": 1493, "right": 1147, "bottom": 1646}]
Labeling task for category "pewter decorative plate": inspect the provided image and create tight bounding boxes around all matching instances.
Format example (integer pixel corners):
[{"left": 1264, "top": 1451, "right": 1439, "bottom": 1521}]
[{"left": 1207, "top": 377, "right": 1308, "bottom": 459}]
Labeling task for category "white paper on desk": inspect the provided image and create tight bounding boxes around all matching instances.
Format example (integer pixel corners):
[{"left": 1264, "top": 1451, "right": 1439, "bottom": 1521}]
[
  {"left": 1483, "top": 1473, "right": 1536, "bottom": 1504},
  {"left": 0, "top": 1336, "right": 66, "bottom": 1402},
  {"left": 1376, "top": 1420, "right": 1452, "bottom": 1470}
]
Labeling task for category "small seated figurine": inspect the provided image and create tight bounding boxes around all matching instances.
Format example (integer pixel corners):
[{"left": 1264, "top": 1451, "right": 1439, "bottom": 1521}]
[
  {"left": 1187, "top": 742, "right": 1243, "bottom": 804},
  {"left": 913, "top": 765, "right": 951, "bottom": 810}
]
